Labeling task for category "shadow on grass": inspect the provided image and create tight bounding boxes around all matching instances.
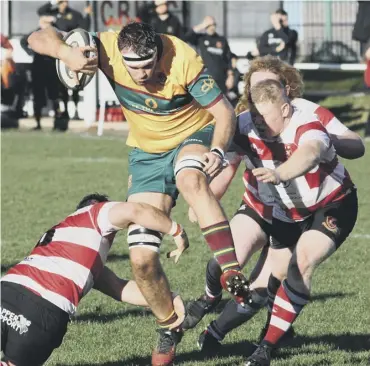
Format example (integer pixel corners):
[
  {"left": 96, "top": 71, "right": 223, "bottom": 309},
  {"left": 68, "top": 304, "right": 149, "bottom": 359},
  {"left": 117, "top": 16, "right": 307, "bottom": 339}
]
[
  {"left": 210, "top": 291, "right": 352, "bottom": 315},
  {"left": 72, "top": 308, "right": 152, "bottom": 323},
  {"left": 107, "top": 253, "right": 129, "bottom": 262},
  {"left": 310, "top": 291, "right": 354, "bottom": 302},
  {"left": 347, "top": 122, "right": 366, "bottom": 132},
  {"left": 61, "top": 333, "right": 370, "bottom": 365}
]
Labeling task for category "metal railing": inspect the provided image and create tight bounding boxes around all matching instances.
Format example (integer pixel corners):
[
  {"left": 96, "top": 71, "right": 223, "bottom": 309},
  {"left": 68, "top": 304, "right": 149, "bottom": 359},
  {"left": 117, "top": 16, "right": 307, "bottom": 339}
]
[{"left": 285, "top": 0, "right": 361, "bottom": 62}]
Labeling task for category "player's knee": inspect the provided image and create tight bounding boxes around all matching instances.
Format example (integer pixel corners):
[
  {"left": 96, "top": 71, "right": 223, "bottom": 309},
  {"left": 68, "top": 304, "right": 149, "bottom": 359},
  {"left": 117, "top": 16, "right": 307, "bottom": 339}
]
[
  {"left": 175, "top": 155, "right": 207, "bottom": 194},
  {"left": 130, "top": 249, "right": 161, "bottom": 279},
  {"left": 131, "top": 256, "right": 161, "bottom": 279},
  {"left": 128, "top": 225, "right": 162, "bottom": 277},
  {"left": 177, "top": 169, "right": 207, "bottom": 196}
]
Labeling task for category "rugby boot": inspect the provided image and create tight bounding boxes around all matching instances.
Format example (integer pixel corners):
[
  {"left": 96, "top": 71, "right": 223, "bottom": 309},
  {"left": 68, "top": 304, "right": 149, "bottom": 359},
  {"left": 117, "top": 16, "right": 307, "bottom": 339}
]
[
  {"left": 245, "top": 344, "right": 272, "bottom": 366},
  {"left": 197, "top": 327, "right": 222, "bottom": 356},
  {"left": 220, "top": 269, "right": 252, "bottom": 307},
  {"left": 182, "top": 293, "right": 222, "bottom": 330},
  {"left": 151, "top": 328, "right": 183, "bottom": 366}
]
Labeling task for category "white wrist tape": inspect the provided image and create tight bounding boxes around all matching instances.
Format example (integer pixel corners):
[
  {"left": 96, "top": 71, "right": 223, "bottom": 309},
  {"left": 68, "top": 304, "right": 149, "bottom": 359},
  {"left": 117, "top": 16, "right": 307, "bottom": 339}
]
[{"left": 210, "top": 147, "right": 225, "bottom": 160}]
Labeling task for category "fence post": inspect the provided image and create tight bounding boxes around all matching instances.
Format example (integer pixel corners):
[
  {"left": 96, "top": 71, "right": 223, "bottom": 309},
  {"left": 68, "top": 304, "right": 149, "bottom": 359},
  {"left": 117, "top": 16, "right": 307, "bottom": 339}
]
[{"left": 325, "top": 0, "right": 332, "bottom": 42}]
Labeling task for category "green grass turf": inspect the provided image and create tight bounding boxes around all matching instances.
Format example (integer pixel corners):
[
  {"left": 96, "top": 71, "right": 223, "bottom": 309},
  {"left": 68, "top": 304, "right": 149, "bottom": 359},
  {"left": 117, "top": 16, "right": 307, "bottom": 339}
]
[
  {"left": 302, "top": 70, "right": 366, "bottom": 93},
  {"left": 1, "top": 123, "right": 370, "bottom": 365}
]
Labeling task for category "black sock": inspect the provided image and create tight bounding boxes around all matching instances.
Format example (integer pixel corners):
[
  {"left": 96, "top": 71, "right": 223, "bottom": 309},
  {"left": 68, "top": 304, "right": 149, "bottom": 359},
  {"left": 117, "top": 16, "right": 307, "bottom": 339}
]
[
  {"left": 209, "top": 289, "right": 267, "bottom": 341},
  {"left": 205, "top": 258, "right": 223, "bottom": 298}
]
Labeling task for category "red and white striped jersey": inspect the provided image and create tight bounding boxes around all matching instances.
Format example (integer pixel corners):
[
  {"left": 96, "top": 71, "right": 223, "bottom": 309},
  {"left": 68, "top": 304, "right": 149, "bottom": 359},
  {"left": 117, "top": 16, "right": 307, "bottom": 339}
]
[
  {"left": 1, "top": 202, "right": 121, "bottom": 315},
  {"left": 292, "top": 98, "right": 349, "bottom": 136},
  {"left": 232, "top": 107, "right": 354, "bottom": 222}
]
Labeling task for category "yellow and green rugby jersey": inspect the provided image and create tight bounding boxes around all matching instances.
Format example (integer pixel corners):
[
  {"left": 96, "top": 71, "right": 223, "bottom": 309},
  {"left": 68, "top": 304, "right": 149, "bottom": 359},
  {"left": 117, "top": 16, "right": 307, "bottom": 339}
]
[{"left": 91, "top": 31, "right": 222, "bottom": 153}]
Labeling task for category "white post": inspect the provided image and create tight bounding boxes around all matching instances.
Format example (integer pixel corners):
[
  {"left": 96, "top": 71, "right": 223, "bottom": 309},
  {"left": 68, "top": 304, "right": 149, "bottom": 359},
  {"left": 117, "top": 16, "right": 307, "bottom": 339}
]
[
  {"left": 97, "top": 97, "right": 106, "bottom": 136},
  {"left": 1, "top": 0, "right": 9, "bottom": 36},
  {"left": 83, "top": 74, "right": 97, "bottom": 128}
]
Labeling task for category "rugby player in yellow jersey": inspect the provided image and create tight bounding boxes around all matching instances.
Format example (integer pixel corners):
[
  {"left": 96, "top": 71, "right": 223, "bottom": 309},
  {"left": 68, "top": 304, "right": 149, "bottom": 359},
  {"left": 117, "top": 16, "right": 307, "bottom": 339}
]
[{"left": 28, "top": 22, "right": 250, "bottom": 365}]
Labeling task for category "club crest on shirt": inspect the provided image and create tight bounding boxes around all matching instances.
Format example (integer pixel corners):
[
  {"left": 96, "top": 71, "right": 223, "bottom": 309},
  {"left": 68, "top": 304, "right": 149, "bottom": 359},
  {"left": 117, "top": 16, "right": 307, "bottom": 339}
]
[
  {"left": 285, "top": 144, "right": 293, "bottom": 158},
  {"left": 323, "top": 216, "right": 338, "bottom": 233},
  {"left": 145, "top": 98, "right": 158, "bottom": 109},
  {"left": 200, "top": 77, "right": 215, "bottom": 93},
  {"left": 216, "top": 41, "right": 223, "bottom": 48}
]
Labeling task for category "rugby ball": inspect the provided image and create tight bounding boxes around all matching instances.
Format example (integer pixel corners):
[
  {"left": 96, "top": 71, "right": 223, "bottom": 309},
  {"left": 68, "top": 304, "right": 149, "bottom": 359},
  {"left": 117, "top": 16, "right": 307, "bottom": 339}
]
[{"left": 56, "top": 28, "right": 96, "bottom": 90}]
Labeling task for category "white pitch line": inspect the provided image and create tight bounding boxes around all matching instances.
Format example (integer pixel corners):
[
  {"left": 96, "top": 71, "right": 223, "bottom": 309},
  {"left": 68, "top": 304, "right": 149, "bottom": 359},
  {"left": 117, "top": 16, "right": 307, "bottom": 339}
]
[
  {"left": 67, "top": 157, "right": 123, "bottom": 163},
  {"left": 351, "top": 234, "right": 370, "bottom": 239}
]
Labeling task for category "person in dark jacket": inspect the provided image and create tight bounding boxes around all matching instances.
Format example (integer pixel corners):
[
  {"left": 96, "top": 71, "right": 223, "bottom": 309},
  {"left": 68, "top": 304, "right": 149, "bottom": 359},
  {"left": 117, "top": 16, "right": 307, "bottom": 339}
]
[
  {"left": 1, "top": 34, "right": 21, "bottom": 129},
  {"left": 37, "top": 0, "right": 92, "bottom": 120},
  {"left": 352, "top": 1, "right": 370, "bottom": 140},
  {"left": 258, "top": 9, "right": 298, "bottom": 65},
  {"left": 226, "top": 53, "right": 241, "bottom": 107},
  {"left": 20, "top": 18, "right": 61, "bottom": 130},
  {"left": 148, "top": 1, "right": 184, "bottom": 39},
  {"left": 37, "top": 1, "right": 91, "bottom": 33},
  {"left": 352, "top": 1, "right": 370, "bottom": 57},
  {"left": 184, "top": 16, "right": 233, "bottom": 94}
]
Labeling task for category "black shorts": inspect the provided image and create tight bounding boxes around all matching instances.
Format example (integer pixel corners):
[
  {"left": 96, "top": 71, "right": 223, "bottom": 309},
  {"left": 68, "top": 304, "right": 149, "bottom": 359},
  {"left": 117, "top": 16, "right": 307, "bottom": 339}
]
[
  {"left": 234, "top": 202, "right": 273, "bottom": 238},
  {"left": 1, "top": 282, "right": 70, "bottom": 366},
  {"left": 270, "top": 189, "right": 358, "bottom": 250}
]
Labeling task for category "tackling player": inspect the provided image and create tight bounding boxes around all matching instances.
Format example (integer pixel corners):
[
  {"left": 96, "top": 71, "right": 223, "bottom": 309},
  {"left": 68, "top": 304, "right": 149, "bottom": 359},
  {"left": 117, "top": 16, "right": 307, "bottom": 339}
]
[
  {"left": 184, "top": 56, "right": 364, "bottom": 351},
  {"left": 237, "top": 80, "right": 358, "bottom": 365},
  {"left": 27, "top": 22, "right": 250, "bottom": 365},
  {"left": 1, "top": 193, "right": 187, "bottom": 366}
]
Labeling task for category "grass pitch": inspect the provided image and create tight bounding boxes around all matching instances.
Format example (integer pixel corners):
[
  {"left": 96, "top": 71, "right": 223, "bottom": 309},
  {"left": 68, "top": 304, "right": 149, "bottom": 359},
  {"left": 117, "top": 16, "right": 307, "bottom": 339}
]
[{"left": 1, "top": 115, "right": 370, "bottom": 365}]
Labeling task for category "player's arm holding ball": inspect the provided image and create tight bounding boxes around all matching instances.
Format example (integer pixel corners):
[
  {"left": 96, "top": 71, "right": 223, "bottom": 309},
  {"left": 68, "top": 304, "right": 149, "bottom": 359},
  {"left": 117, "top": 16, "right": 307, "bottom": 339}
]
[{"left": 28, "top": 26, "right": 98, "bottom": 84}]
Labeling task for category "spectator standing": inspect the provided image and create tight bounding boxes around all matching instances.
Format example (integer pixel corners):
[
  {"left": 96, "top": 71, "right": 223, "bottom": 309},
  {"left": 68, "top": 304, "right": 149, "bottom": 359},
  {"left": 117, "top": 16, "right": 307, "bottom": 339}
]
[
  {"left": 226, "top": 53, "right": 241, "bottom": 107},
  {"left": 37, "top": 0, "right": 91, "bottom": 33},
  {"left": 1, "top": 34, "right": 21, "bottom": 129},
  {"left": 352, "top": 0, "right": 370, "bottom": 140},
  {"left": 37, "top": 0, "right": 92, "bottom": 121},
  {"left": 20, "top": 17, "right": 61, "bottom": 130},
  {"left": 184, "top": 16, "right": 233, "bottom": 94},
  {"left": 148, "top": 1, "right": 184, "bottom": 39},
  {"left": 258, "top": 9, "right": 298, "bottom": 65}
]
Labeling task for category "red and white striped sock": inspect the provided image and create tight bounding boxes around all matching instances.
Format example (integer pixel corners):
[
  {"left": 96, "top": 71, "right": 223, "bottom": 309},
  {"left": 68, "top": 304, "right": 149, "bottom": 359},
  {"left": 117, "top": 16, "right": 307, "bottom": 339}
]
[{"left": 262, "top": 280, "right": 309, "bottom": 346}]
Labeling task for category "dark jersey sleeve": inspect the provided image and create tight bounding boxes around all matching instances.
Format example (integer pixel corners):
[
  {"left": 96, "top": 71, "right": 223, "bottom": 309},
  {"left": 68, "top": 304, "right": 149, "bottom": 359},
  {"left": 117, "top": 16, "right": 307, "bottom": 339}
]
[{"left": 228, "top": 116, "right": 253, "bottom": 155}]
